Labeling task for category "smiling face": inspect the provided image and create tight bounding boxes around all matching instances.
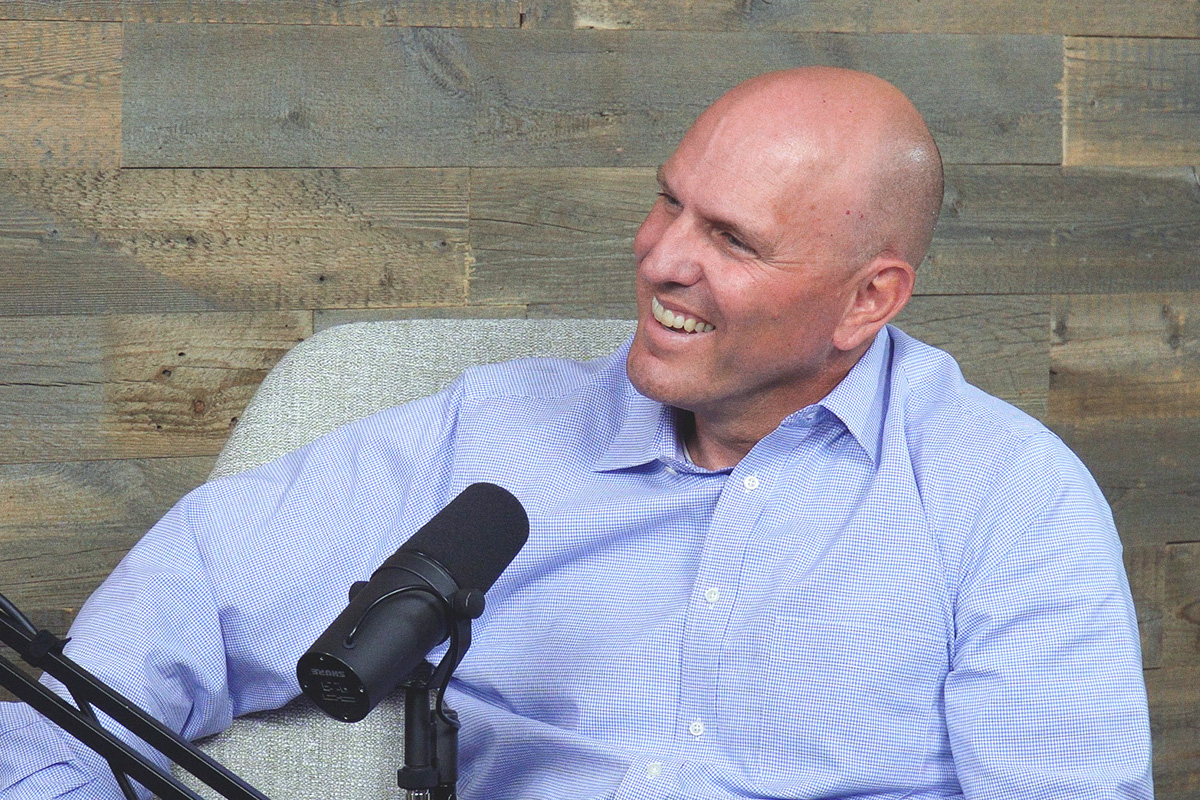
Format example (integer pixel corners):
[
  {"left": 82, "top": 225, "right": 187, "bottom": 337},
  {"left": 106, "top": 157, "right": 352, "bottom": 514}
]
[{"left": 625, "top": 68, "right": 938, "bottom": 466}]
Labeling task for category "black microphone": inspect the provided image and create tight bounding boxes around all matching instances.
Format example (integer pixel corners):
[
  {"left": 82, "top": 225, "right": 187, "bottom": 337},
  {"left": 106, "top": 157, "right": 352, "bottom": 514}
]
[{"left": 297, "top": 482, "right": 529, "bottom": 722}]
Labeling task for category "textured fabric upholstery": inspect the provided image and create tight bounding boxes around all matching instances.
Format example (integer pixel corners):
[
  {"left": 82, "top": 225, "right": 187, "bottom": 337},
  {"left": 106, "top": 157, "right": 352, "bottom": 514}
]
[{"left": 177, "top": 318, "right": 635, "bottom": 799}]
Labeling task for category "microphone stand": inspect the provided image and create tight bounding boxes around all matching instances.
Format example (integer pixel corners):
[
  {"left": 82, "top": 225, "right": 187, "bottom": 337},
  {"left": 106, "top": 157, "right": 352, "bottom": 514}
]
[
  {"left": 0, "top": 592, "right": 272, "bottom": 800},
  {"left": 394, "top": 592, "right": 478, "bottom": 800}
]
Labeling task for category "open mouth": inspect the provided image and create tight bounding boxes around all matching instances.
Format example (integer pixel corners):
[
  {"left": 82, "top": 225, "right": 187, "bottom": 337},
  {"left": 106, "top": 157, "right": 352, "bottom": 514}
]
[{"left": 652, "top": 296, "right": 714, "bottom": 334}]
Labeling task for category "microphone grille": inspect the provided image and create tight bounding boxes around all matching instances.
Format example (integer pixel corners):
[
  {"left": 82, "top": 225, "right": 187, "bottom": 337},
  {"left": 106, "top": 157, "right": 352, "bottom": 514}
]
[{"left": 400, "top": 482, "right": 530, "bottom": 593}]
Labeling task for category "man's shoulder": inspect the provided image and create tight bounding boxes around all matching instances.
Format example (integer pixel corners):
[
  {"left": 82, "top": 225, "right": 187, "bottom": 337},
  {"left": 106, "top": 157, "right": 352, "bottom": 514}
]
[
  {"left": 455, "top": 341, "right": 633, "bottom": 406},
  {"left": 886, "top": 327, "right": 1096, "bottom": 505},
  {"left": 888, "top": 326, "right": 1051, "bottom": 450}
]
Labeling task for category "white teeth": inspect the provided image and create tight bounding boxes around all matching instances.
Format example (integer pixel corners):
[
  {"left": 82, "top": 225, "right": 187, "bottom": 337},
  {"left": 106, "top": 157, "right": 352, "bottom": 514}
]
[{"left": 651, "top": 296, "right": 713, "bottom": 334}]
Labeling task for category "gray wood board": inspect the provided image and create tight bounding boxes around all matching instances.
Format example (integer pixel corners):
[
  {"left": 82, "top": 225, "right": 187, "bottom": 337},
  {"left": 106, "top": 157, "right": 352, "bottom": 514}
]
[
  {"left": 1046, "top": 292, "right": 1200, "bottom": 548},
  {"left": 895, "top": 295, "right": 1049, "bottom": 419},
  {"left": 1065, "top": 37, "right": 1200, "bottom": 167},
  {"left": 0, "top": 1, "right": 523, "bottom": 25},
  {"left": 0, "top": 311, "right": 309, "bottom": 463},
  {"left": 0, "top": 456, "right": 214, "bottom": 612},
  {"left": 1048, "top": 418, "right": 1200, "bottom": 548},
  {"left": 1147, "top": 665, "right": 1200, "bottom": 796},
  {"left": 1125, "top": 545, "right": 1164, "bottom": 670},
  {"left": 1048, "top": 292, "right": 1200, "bottom": 423},
  {"left": 470, "top": 166, "right": 1200, "bottom": 300},
  {"left": 4, "top": 0, "right": 1198, "bottom": 36},
  {"left": 0, "top": 21, "right": 121, "bottom": 169},
  {"left": 534, "top": 0, "right": 1200, "bottom": 37},
  {"left": 122, "top": 26, "right": 1061, "bottom": 167},
  {"left": 0, "top": 168, "right": 469, "bottom": 315}
]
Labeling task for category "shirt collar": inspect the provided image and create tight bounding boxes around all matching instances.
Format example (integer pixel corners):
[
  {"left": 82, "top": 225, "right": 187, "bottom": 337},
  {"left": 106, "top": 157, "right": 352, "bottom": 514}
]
[
  {"left": 594, "top": 326, "right": 892, "bottom": 471},
  {"left": 801, "top": 325, "right": 891, "bottom": 466},
  {"left": 592, "top": 385, "right": 681, "bottom": 472}
]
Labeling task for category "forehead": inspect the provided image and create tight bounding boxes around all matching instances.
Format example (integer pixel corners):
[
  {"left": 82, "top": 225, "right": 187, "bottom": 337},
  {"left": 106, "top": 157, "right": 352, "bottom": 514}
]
[{"left": 660, "top": 115, "right": 843, "bottom": 240}]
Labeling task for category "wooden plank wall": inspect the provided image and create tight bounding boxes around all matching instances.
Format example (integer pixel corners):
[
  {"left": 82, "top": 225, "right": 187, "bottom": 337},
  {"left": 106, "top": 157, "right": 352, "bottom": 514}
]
[{"left": 0, "top": 0, "right": 1196, "bottom": 790}]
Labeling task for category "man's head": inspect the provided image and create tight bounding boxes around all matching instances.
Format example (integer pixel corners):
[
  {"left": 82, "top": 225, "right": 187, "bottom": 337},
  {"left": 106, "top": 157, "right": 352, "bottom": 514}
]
[{"left": 625, "top": 66, "right": 943, "bottom": 465}]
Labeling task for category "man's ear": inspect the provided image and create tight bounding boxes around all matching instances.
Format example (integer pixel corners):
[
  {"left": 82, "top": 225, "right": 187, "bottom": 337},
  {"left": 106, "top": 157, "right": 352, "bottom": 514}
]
[{"left": 832, "top": 256, "right": 915, "bottom": 352}]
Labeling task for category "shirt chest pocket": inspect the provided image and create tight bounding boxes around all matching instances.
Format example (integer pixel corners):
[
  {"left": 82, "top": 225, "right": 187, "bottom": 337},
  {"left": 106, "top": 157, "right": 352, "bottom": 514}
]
[{"left": 722, "top": 613, "right": 948, "bottom": 793}]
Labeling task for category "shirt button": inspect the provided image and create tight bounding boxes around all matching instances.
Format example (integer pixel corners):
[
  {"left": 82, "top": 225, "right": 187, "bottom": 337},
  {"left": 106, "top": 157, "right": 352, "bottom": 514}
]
[
  {"left": 742, "top": 474, "right": 760, "bottom": 491},
  {"left": 704, "top": 587, "right": 720, "bottom": 604},
  {"left": 689, "top": 720, "right": 705, "bottom": 737},
  {"left": 645, "top": 762, "right": 663, "bottom": 778}
]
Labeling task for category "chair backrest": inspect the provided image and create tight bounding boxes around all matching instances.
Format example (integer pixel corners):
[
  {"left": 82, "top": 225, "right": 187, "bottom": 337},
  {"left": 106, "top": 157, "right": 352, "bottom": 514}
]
[{"left": 179, "top": 318, "right": 636, "bottom": 799}]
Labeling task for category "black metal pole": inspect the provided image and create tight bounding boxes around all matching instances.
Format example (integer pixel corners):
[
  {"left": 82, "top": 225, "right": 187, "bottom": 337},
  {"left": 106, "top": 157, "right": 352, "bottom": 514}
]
[{"left": 0, "top": 602, "right": 272, "bottom": 800}]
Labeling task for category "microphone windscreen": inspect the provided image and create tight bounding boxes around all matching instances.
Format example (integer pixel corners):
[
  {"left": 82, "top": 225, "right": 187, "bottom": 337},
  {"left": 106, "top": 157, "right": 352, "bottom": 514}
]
[{"left": 398, "top": 482, "right": 529, "bottom": 593}]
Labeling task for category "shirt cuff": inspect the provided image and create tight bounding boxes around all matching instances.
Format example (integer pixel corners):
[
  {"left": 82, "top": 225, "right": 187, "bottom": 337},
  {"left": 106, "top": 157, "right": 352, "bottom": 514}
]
[{"left": 0, "top": 703, "right": 97, "bottom": 797}]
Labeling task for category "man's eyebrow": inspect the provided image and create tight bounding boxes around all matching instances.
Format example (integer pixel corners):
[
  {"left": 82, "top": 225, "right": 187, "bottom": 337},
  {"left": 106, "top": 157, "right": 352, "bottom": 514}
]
[{"left": 654, "top": 164, "right": 765, "bottom": 251}]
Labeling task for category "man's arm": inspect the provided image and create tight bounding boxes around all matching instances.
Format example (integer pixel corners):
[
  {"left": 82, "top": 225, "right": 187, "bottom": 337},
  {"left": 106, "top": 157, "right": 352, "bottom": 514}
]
[
  {"left": 0, "top": 382, "right": 466, "bottom": 799},
  {"left": 944, "top": 433, "right": 1152, "bottom": 799}
]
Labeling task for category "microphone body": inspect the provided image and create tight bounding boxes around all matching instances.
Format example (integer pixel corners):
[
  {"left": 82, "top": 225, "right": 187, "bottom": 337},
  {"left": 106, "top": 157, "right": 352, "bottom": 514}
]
[{"left": 298, "top": 482, "right": 529, "bottom": 722}]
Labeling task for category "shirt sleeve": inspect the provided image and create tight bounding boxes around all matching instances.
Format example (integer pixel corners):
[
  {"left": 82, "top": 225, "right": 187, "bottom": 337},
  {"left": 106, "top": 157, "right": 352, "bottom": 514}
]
[
  {"left": 943, "top": 432, "right": 1153, "bottom": 799},
  {"left": 0, "top": 381, "right": 465, "bottom": 800}
]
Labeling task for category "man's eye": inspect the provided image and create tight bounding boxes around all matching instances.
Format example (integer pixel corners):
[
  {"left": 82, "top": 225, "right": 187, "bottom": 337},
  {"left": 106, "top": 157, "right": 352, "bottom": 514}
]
[
  {"left": 657, "top": 192, "right": 681, "bottom": 208},
  {"left": 721, "top": 231, "right": 753, "bottom": 254}
]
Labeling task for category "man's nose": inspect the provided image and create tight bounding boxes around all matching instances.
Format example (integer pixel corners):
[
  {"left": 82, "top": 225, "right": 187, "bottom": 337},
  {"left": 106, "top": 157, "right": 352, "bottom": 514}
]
[{"left": 636, "top": 211, "right": 704, "bottom": 288}]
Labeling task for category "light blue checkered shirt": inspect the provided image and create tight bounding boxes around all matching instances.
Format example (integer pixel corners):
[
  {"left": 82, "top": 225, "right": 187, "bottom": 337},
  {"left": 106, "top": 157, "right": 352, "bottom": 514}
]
[{"left": 1, "top": 327, "right": 1152, "bottom": 799}]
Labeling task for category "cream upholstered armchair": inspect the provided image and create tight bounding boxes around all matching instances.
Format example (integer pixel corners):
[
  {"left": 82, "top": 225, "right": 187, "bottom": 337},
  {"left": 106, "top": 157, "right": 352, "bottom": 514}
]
[{"left": 177, "top": 318, "right": 636, "bottom": 799}]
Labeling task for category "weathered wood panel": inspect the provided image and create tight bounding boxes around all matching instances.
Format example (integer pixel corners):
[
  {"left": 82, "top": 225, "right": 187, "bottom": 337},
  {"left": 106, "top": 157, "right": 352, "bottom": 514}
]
[
  {"left": 0, "top": 21, "right": 121, "bottom": 169},
  {"left": 0, "top": 456, "right": 213, "bottom": 613},
  {"left": 1125, "top": 545, "right": 1165, "bottom": 670},
  {"left": 0, "top": 455, "right": 212, "bottom": 704},
  {"left": 927, "top": 166, "right": 1200, "bottom": 294},
  {"left": 895, "top": 295, "right": 1050, "bottom": 419},
  {"left": 0, "top": 0, "right": 523, "bottom": 25},
  {"left": 536, "top": 0, "right": 1200, "bottom": 37},
  {"left": 1053, "top": 418, "right": 1200, "bottom": 548},
  {"left": 1065, "top": 37, "right": 1200, "bottom": 167},
  {"left": 123, "top": 25, "right": 1060, "bottom": 168},
  {"left": 1147, "top": 664, "right": 1200, "bottom": 797},
  {"left": 469, "top": 167, "right": 652, "bottom": 305},
  {"left": 470, "top": 166, "right": 1200, "bottom": 301},
  {"left": 2, "top": 0, "right": 1195, "bottom": 36},
  {"left": 0, "top": 311, "right": 310, "bottom": 463},
  {"left": 0, "top": 168, "right": 469, "bottom": 315},
  {"left": 1047, "top": 293, "right": 1200, "bottom": 548},
  {"left": 1049, "top": 293, "right": 1200, "bottom": 422},
  {"left": 1155, "top": 543, "right": 1200, "bottom": 795}
]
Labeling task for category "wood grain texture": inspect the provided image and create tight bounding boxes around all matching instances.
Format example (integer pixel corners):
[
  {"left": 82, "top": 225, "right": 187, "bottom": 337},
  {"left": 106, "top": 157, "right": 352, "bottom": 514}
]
[
  {"left": 894, "top": 295, "right": 1049, "bottom": 418},
  {"left": 0, "top": 1, "right": 522, "bottom": 25},
  {"left": 1048, "top": 293, "right": 1200, "bottom": 422},
  {"left": 122, "top": 25, "right": 1060, "bottom": 167},
  {"left": 1125, "top": 545, "right": 1165, "bottom": 670},
  {"left": 0, "top": 21, "right": 121, "bottom": 169},
  {"left": 1065, "top": 37, "right": 1200, "bottom": 167},
  {"left": 1052, "top": 418, "right": 1200, "bottom": 548},
  {"left": 0, "top": 168, "right": 469, "bottom": 315},
  {"left": 470, "top": 167, "right": 652, "bottom": 305},
  {"left": 1047, "top": 293, "right": 1200, "bottom": 547},
  {"left": 926, "top": 166, "right": 1200, "bottom": 294},
  {"left": 470, "top": 166, "right": 1200, "bottom": 301},
  {"left": 1154, "top": 544, "right": 1200, "bottom": 794},
  {"left": 1147, "top": 665, "right": 1200, "bottom": 797},
  {"left": 0, "top": 456, "right": 213, "bottom": 612},
  {"left": 545, "top": 0, "right": 1200, "bottom": 37},
  {"left": 0, "top": 311, "right": 310, "bottom": 463}
]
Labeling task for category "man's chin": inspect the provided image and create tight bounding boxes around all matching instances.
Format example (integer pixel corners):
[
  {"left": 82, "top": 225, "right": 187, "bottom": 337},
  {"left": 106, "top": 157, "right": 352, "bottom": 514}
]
[{"left": 626, "top": 341, "right": 699, "bottom": 410}]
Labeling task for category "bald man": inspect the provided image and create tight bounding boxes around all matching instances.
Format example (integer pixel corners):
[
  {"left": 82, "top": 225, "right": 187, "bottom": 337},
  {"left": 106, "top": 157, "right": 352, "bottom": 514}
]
[{"left": 1, "top": 68, "right": 1152, "bottom": 799}]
